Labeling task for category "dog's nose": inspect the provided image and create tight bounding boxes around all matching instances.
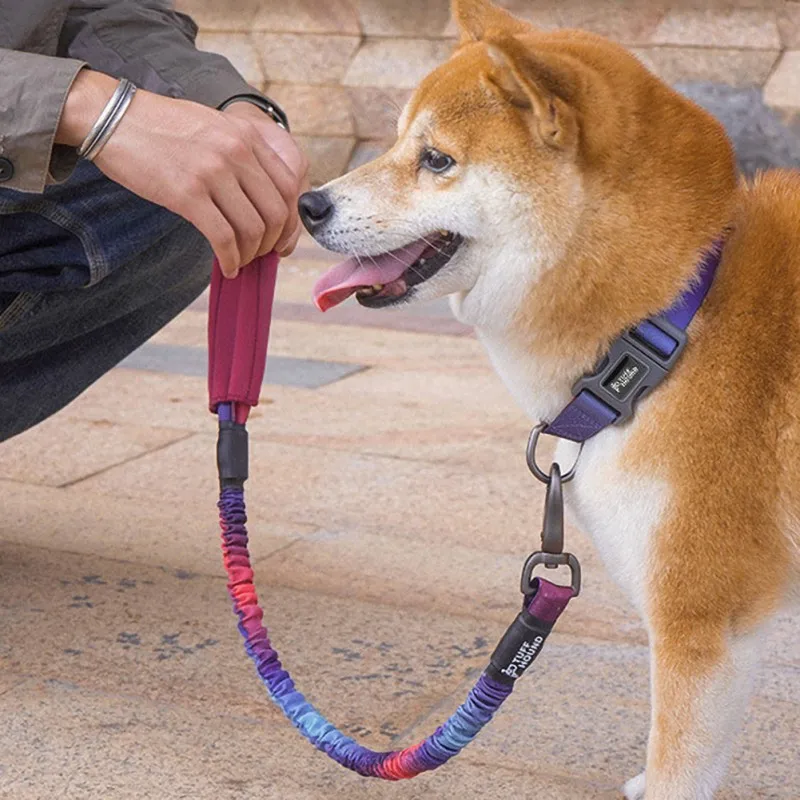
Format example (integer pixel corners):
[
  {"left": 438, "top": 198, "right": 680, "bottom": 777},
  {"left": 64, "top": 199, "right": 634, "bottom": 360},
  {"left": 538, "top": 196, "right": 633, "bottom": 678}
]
[{"left": 298, "top": 190, "right": 334, "bottom": 232}]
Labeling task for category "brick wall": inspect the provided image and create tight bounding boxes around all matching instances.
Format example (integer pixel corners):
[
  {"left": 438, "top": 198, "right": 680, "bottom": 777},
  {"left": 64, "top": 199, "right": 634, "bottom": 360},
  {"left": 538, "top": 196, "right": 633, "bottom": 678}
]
[{"left": 176, "top": 1, "right": 800, "bottom": 184}]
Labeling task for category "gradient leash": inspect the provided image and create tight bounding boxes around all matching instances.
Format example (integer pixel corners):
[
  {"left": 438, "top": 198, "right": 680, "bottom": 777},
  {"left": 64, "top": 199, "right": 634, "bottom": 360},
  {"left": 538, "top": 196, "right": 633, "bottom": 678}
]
[{"left": 207, "top": 254, "right": 578, "bottom": 780}]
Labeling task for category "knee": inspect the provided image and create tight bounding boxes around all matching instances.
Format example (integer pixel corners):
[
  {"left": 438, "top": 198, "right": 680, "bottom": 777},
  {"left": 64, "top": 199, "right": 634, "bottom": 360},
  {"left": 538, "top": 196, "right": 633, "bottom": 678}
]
[{"left": 156, "top": 218, "right": 213, "bottom": 296}]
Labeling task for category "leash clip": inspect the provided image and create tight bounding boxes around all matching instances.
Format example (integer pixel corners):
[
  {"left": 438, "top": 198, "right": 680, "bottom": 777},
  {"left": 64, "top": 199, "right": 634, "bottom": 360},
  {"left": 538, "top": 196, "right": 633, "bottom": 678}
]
[{"left": 521, "top": 448, "right": 582, "bottom": 597}]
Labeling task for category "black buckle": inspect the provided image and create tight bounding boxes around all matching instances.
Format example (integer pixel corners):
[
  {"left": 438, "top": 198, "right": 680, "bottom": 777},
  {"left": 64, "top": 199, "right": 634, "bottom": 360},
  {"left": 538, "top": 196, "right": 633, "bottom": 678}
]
[{"left": 571, "top": 315, "right": 687, "bottom": 425}]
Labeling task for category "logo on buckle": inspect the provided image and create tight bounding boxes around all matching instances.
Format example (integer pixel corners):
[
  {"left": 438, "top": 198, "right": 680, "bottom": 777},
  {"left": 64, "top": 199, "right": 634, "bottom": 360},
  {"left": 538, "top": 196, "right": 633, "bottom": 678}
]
[{"left": 603, "top": 354, "right": 649, "bottom": 401}]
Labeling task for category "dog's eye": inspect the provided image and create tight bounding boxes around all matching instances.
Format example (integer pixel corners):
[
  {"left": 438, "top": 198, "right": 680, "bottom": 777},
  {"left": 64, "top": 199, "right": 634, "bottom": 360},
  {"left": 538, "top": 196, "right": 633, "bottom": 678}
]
[{"left": 420, "top": 149, "right": 455, "bottom": 174}]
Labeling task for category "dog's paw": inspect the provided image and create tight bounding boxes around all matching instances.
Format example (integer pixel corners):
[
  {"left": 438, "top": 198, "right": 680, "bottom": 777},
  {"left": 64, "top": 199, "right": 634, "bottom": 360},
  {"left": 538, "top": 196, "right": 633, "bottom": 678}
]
[{"left": 622, "top": 771, "right": 646, "bottom": 800}]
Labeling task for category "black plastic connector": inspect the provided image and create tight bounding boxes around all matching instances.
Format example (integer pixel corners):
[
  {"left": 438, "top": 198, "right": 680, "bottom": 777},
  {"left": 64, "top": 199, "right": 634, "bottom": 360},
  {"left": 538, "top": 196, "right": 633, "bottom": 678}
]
[
  {"left": 217, "top": 421, "right": 249, "bottom": 488},
  {"left": 485, "top": 608, "right": 554, "bottom": 685}
]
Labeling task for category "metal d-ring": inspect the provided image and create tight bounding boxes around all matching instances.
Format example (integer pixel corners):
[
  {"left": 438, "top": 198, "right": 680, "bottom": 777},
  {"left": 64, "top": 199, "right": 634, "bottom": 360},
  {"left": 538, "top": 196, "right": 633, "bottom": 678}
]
[{"left": 526, "top": 423, "right": 583, "bottom": 484}]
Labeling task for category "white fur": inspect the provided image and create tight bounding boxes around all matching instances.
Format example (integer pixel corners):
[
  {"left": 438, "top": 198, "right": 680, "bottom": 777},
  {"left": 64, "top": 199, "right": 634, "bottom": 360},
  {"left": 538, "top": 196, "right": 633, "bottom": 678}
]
[
  {"left": 623, "top": 771, "right": 647, "bottom": 800},
  {"left": 562, "top": 425, "right": 667, "bottom": 615},
  {"left": 630, "top": 626, "right": 766, "bottom": 800}
]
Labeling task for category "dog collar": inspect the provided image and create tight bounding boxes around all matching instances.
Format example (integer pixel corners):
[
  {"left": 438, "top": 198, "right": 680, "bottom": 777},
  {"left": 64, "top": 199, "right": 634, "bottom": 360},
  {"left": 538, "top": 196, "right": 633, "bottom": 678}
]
[{"left": 544, "top": 239, "right": 724, "bottom": 443}]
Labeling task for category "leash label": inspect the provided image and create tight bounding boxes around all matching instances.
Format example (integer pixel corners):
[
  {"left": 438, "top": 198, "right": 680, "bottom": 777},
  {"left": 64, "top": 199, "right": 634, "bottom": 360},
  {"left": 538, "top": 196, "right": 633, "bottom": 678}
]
[
  {"left": 489, "top": 611, "right": 552, "bottom": 683},
  {"left": 501, "top": 636, "right": 544, "bottom": 679}
]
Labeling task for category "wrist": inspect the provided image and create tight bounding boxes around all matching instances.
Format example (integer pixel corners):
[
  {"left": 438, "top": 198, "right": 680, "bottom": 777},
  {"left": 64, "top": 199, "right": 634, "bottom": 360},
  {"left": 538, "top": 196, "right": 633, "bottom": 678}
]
[
  {"left": 220, "top": 94, "right": 290, "bottom": 131},
  {"left": 56, "top": 69, "right": 119, "bottom": 148}
]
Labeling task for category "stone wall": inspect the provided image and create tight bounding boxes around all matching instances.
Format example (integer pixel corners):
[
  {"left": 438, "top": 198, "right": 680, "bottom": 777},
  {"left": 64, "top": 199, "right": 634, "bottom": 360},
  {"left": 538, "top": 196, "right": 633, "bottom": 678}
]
[{"left": 175, "top": 1, "right": 800, "bottom": 184}]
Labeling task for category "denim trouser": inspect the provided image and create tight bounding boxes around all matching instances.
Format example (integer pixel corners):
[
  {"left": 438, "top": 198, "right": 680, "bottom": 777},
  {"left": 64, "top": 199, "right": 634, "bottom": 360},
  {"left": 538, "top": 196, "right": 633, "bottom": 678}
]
[{"left": 0, "top": 161, "right": 212, "bottom": 441}]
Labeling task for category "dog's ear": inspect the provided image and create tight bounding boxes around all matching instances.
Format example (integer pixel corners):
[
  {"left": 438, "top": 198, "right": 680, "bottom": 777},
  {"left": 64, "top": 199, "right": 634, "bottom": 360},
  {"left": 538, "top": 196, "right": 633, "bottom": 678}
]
[
  {"left": 484, "top": 36, "right": 579, "bottom": 151},
  {"left": 451, "top": 0, "right": 528, "bottom": 44}
]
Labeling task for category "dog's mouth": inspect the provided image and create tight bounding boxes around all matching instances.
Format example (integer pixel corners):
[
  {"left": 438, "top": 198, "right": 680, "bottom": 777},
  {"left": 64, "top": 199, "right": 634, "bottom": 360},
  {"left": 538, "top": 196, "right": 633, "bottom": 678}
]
[{"left": 313, "top": 231, "right": 463, "bottom": 311}]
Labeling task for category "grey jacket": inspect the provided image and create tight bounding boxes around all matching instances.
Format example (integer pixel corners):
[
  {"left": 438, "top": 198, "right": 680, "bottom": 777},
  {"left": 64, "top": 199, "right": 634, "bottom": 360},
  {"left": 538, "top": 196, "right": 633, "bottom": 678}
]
[{"left": 0, "top": 0, "right": 256, "bottom": 193}]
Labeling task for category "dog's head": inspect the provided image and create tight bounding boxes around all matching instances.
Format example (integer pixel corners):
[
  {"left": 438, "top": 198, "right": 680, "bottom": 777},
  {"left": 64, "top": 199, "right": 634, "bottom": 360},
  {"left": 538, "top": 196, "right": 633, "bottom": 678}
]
[{"left": 302, "top": 0, "right": 736, "bottom": 340}]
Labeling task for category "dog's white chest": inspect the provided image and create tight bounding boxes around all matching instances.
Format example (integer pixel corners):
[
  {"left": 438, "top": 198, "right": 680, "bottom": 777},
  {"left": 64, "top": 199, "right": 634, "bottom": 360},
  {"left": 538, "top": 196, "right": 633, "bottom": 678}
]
[
  {"left": 557, "top": 430, "right": 668, "bottom": 617},
  {"left": 478, "top": 331, "right": 668, "bottom": 615}
]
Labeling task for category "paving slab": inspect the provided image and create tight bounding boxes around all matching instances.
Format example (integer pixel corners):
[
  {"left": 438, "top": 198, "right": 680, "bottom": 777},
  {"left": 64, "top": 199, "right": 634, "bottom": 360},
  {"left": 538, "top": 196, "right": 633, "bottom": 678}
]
[
  {"left": 68, "top": 434, "right": 556, "bottom": 556},
  {"left": 651, "top": 8, "right": 781, "bottom": 49},
  {"left": 258, "top": 527, "right": 647, "bottom": 647},
  {"left": 764, "top": 50, "right": 800, "bottom": 111},
  {"left": 0, "top": 542, "right": 626, "bottom": 799},
  {"left": 678, "top": 81, "right": 800, "bottom": 174},
  {"left": 254, "top": 33, "right": 361, "bottom": 85},
  {"left": 632, "top": 46, "right": 779, "bottom": 87},
  {"left": 0, "top": 416, "right": 188, "bottom": 488},
  {"left": 0, "top": 477, "right": 311, "bottom": 575},
  {"left": 0, "top": 680, "right": 620, "bottom": 800},
  {"left": 252, "top": 0, "right": 361, "bottom": 35},
  {"left": 119, "top": 342, "right": 367, "bottom": 389},
  {"left": 195, "top": 32, "right": 265, "bottom": 87},
  {"left": 0, "top": 543, "right": 493, "bottom": 737}
]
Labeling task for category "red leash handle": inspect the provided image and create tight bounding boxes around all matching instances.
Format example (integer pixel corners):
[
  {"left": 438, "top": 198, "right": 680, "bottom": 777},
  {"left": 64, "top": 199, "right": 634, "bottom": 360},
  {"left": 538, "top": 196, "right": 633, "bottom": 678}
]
[{"left": 207, "top": 254, "right": 279, "bottom": 419}]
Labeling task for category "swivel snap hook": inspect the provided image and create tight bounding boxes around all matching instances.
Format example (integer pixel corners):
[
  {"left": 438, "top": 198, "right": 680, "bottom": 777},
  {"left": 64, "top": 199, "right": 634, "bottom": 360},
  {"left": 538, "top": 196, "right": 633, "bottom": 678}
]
[
  {"left": 541, "top": 463, "right": 564, "bottom": 556},
  {"left": 520, "top": 426, "right": 583, "bottom": 598}
]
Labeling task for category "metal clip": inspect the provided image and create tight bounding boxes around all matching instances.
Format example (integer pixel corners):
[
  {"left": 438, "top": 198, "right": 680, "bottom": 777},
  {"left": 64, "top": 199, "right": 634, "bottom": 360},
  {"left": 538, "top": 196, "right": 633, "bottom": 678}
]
[
  {"left": 520, "top": 450, "right": 582, "bottom": 597},
  {"left": 521, "top": 551, "right": 581, "bottom": 597},
  {"left": 541, "top": 463, "right": 564, "bottom": 556},
  {"left": 526, "top": 424, "right": 583, "bottom": 484}
]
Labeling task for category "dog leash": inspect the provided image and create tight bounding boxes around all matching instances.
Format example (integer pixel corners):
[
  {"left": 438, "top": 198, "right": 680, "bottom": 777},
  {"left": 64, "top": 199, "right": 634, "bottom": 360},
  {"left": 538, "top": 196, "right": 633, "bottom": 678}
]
[
  {"left": 206, "top": 236, "right": 723, "bottom": 779},
  {"left": 207, "top": 253, "right": 576, "bottom": 780}
]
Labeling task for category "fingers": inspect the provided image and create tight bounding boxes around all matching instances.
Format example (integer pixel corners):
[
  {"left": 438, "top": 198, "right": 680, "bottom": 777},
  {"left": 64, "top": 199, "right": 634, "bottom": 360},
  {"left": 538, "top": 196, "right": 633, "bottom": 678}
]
[
  {"left": 238, "top": 123, "right": 302, "bottom": 255},
  {"left": 182, "top": 196, "right": 240, "bottom": 277},
  {"left": 279, "top": 219, "right": 303, "bottom": 258},
  {"left": 211, "top": 174, "right": 270, "bottom": 272}
]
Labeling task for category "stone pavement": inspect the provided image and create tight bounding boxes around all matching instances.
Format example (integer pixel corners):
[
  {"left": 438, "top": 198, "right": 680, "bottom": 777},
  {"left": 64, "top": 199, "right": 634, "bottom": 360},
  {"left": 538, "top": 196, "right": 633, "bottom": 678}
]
[
  {"left": 175, "top": 0, "right": 800, "bottom": 184},
  {"left": 1, "top": 234, "right": 798, "bottom": 799}
]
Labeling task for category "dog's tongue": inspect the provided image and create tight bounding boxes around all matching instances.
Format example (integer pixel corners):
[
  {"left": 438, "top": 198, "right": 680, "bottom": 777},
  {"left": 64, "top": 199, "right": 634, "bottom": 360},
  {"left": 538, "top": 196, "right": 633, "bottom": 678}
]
[{"left": 313, "top": 239, "right": 429, "bottom": 311}]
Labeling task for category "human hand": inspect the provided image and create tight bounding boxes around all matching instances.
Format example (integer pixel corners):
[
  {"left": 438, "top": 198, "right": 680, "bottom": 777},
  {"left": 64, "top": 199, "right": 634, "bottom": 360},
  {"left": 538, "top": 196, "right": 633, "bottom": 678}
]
[
  {"left": 57, "top": 70, "right": 308, "bottom": 277},
  {"left": 223, "top": 100, "right": 310, "bottom": 258}
]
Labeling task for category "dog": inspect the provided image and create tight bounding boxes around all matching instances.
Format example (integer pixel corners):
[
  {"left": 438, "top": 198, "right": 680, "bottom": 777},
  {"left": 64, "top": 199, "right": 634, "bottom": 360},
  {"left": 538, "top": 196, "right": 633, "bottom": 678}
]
[{"left": 297, "top": 1, "right": 799, "bottom": 797}]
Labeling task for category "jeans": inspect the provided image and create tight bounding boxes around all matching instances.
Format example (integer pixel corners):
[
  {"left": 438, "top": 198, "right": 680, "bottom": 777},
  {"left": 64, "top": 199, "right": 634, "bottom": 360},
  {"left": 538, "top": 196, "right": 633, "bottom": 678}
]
[{"left": 0, "top": 161, "right": 212, "bottom": 441}]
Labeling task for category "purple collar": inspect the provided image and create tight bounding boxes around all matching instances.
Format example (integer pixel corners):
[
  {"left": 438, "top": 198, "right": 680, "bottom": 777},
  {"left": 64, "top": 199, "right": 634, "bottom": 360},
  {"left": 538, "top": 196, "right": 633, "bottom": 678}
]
[{"left": 544, "top": 240, "right": 724, "bottom": 443}]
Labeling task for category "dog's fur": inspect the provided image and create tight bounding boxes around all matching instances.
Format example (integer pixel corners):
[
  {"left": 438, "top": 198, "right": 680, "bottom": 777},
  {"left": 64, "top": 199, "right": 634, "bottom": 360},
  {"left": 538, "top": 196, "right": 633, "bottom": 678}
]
[{"left": 305, "top": 1, "right": 800, "bottom": 796}]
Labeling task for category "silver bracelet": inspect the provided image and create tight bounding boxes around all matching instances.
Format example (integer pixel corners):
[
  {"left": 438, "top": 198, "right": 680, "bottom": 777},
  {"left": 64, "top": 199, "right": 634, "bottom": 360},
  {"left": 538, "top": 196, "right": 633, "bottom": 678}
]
[{"left": 77, "top": 78, "right": 137, "bottom": 162}]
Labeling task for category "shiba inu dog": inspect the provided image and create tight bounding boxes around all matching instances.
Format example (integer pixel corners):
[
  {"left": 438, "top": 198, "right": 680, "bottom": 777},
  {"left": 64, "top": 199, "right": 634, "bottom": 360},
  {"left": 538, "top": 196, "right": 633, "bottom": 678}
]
[{"left": 297, "top": 1, "right": 799, "bottom": 797}]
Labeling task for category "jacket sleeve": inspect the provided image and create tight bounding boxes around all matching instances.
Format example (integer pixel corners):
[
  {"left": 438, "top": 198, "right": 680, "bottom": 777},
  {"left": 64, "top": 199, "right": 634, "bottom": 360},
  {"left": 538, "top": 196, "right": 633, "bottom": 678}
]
[
  {"left": 2, "top": 1, "right": 259, "bottom": 194},
  {"left": 61, "top": 1, "right": 255, "bottom": 109},
  {"left": 0, "top": 48, "right": 86, "bottom": 193}
]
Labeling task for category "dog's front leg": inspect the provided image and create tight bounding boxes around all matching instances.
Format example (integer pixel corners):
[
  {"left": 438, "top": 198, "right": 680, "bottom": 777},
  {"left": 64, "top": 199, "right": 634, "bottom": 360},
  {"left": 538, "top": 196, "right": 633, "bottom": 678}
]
[{"left": 624, "top": 622, "right": 766, "bottom": 800}]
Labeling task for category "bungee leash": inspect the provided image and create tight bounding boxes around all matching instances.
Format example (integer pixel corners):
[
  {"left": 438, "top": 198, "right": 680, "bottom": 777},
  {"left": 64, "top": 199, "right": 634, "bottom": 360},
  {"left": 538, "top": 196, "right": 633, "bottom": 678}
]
[
  {"left": 205, "top": 235, "right": 722, "bottom": 779},
  {"left": 207, "top": 253, "right": 578, "bottom": 780}
]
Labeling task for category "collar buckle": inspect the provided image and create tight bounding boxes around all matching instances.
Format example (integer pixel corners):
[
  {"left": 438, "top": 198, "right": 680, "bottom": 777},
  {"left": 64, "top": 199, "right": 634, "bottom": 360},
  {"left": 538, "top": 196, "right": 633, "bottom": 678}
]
[{"left": 571, "top": 314, "right": 688, "bottom": 425}]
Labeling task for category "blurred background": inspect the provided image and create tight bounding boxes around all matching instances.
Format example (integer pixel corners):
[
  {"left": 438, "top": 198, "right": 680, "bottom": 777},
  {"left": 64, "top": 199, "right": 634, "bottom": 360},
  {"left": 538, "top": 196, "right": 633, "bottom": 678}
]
[{"left": 177, "top": 0, "right": 800, "bottom": 184}]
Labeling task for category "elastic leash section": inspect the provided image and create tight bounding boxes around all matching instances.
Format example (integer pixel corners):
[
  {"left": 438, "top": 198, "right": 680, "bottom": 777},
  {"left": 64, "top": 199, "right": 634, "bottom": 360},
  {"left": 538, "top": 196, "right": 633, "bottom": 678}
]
[{"left": 208, "top": 255, "right": 576, "bottom": 780}]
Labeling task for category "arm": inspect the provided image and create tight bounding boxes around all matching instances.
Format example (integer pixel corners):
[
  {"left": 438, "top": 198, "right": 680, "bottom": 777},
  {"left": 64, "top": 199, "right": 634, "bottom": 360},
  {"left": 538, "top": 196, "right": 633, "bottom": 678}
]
[
  {"left": 61, "top": 0, "right": 255, "bottom": 109},
  {"left": 56, "top": 70, "right": 308, "bottom": 275},
  {"left": 0, "top": 0, "right": 260, "bottom": 194}
]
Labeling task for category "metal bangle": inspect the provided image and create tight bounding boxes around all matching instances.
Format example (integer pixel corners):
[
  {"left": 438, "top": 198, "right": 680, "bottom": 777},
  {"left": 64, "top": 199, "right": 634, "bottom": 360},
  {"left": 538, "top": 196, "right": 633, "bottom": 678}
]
[
  {"left": 77, "top": 78, "right": 137, "bottom": 162},
  {"left": 218, "top": 94, "right": 290, "bottom": 132}
]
